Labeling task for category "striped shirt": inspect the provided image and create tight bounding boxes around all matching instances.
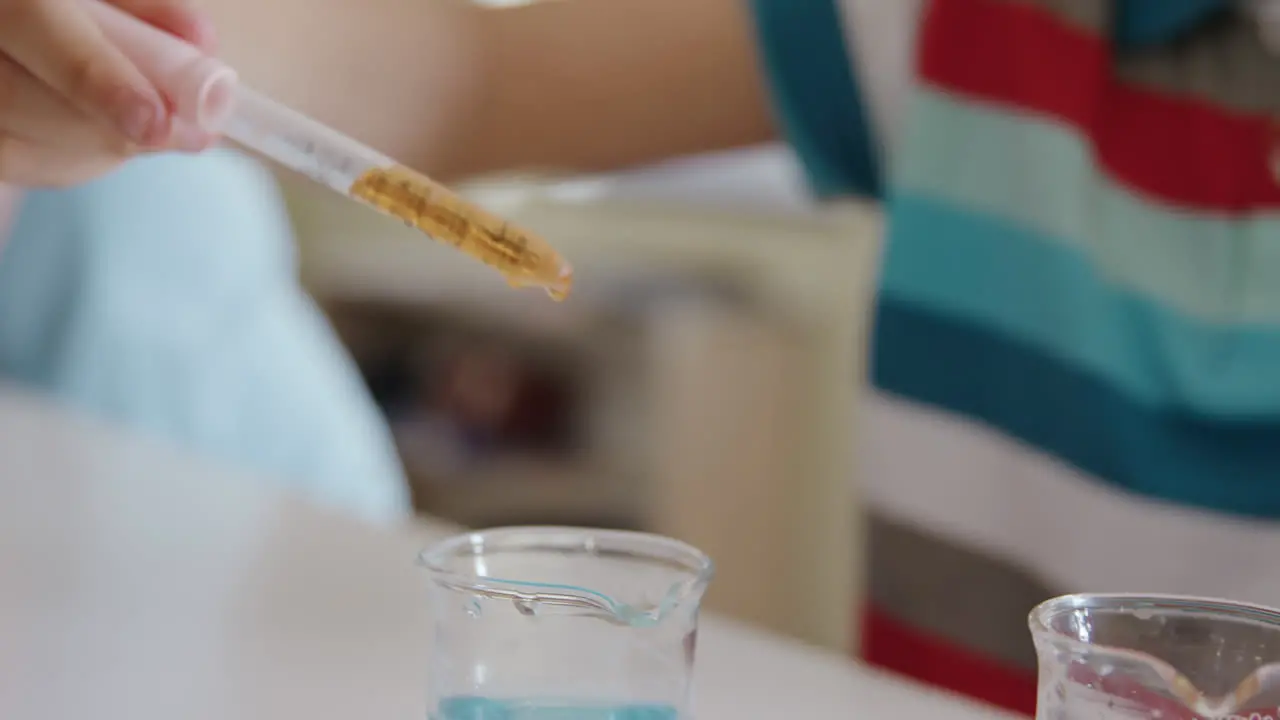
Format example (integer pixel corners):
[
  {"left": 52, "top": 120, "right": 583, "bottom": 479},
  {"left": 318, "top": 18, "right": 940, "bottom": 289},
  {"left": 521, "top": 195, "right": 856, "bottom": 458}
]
[{"left": 749, "top": 0, "right": 1280, "bottom": 712}]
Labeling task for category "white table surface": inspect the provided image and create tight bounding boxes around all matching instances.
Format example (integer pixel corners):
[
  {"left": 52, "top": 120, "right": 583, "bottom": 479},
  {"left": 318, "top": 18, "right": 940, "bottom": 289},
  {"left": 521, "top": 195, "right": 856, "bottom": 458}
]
[{"left": 0, "top": 386, "right": 1017, "bottom": 720}]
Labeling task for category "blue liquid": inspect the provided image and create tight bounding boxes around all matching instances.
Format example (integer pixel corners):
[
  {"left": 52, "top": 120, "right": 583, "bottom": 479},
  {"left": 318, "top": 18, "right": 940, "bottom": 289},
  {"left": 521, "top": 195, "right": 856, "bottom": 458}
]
[{"left": 434, "top": 696, "right": 679, "bottom": 720}]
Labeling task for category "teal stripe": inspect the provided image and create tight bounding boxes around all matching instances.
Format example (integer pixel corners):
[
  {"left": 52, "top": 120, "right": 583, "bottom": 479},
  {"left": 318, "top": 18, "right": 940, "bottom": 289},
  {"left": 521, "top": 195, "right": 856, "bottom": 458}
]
[
  {"left": 872, "top": 299, "right": 1280, "bottom": 519},
  {"left": 896, "top": 88, "right": 1280, "bottom": 326},
  {"left": 882, "top": 193, "right": 1280, "bottom": 416},
  {"left": 747, "top": 0, "right": 882, "bottom": 198},
  {"left": 1117, "top": 0, "right": 1228, "bottom": 47}
]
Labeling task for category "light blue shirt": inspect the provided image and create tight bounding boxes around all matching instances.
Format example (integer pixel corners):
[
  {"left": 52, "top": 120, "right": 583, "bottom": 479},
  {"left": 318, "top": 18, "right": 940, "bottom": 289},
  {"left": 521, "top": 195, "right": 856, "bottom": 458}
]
[{"left": 0, "top": 150, "right": 411, "bottom": 525}]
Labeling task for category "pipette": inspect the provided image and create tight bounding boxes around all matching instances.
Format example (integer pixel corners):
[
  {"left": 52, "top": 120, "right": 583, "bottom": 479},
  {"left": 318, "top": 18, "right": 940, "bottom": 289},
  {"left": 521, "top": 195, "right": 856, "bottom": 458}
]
[{"left": 87, "top": 0, "right": 573, "bottom": 301}]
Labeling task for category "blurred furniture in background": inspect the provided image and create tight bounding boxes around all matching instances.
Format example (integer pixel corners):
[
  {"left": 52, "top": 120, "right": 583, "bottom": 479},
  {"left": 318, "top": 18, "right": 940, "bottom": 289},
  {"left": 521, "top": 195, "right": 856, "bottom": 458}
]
[{"left": 280, "top": 145, "right": 882, "bottom": 652}]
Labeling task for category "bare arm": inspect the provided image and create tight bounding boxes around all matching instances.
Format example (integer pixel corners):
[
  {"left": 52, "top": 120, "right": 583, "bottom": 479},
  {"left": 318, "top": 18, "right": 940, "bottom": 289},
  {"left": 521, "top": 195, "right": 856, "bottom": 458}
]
[
  {"left": 465, "top": 0, "right": 777, "bottom": 176},
  {"left": 199, "top": 0, "right": 776, "bottom": 180}
]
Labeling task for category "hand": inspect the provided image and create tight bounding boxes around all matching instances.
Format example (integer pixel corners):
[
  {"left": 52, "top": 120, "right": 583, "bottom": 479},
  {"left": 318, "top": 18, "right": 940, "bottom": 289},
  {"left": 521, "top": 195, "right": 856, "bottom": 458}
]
[{"left": 0, "top": 0, "right": 218, "bottom": 187}]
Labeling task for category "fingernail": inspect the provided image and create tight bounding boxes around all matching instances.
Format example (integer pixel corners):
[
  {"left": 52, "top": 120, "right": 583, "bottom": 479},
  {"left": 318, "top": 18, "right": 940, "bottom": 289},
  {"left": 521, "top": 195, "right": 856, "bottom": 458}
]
[
  {"left": 188, "top": 13, "right": 219, "bottom": 52},
  {"left": 116, "top": 96, "right": 166, "bottom": 146}
]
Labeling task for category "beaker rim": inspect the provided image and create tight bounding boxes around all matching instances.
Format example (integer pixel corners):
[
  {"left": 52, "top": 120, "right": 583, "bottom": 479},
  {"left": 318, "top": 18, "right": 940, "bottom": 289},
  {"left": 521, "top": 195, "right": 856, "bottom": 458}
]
[
  {"left": 1029, "top": 593, "right": 1280, "bottom": 639},
  {"left": 417, "top": 526, "right": 715, "bottom": 587}
]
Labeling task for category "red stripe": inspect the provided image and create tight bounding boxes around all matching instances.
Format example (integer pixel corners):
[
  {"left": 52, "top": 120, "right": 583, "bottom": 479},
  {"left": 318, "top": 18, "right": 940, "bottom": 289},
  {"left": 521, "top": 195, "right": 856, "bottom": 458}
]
[
  {"left": 860, "top": 603, "right": 1037, "bottom": 716},
  {"left": 917, "top": 0, "right": 1280, "bottom": 213}
]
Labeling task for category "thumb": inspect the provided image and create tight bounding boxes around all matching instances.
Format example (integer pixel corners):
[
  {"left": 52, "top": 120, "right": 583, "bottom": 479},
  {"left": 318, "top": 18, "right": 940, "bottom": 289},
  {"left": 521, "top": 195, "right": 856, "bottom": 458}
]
[{"left": 107, "top": 0, "right": 217, "bottom": 52}]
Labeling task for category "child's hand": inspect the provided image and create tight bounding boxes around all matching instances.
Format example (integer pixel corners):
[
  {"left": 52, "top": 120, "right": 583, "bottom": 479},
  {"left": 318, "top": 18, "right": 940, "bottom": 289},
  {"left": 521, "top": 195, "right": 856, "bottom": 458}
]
[{"left": 0, "top": 0, "right": 217, "bottom": 187}]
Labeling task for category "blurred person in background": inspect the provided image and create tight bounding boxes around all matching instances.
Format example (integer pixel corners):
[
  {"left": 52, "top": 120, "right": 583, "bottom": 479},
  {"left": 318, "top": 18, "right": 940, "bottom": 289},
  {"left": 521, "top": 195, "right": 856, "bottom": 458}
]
[
  {"left": 8, "top": 0, "right": 1280, "bottom": 712},
  {"left": 0, "top": 0, "right": 410, "bottom": 525}
]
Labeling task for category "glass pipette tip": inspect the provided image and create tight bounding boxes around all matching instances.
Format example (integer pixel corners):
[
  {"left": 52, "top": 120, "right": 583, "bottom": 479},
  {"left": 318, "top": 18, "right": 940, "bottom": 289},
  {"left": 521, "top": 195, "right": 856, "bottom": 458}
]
[{"left": 225, "top": 88, "right": 574, "bottom": 301}]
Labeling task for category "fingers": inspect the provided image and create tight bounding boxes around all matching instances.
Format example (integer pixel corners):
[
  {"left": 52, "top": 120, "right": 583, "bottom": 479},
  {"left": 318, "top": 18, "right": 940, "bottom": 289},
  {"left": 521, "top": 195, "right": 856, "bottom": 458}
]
[
  {"left": 0, "top": 54, "right": 125, "bottom": 155},
  {"left": 0, "top": 0, "right": 223, "bottom": 187},
  {"left": 0, "top": 0, "right": 169, "bottom": 146},
  {"left": 0, "top": 121, "right": 214, "bottom": 188},
  {"left": 0, "top": 52, "right": 214, "bottom": 187},
  {"left": 108, "top": 0, "right": 217, "bottom": 51},
  {"left": 0, "top": 54, "right": 212, "bottom": 154}
]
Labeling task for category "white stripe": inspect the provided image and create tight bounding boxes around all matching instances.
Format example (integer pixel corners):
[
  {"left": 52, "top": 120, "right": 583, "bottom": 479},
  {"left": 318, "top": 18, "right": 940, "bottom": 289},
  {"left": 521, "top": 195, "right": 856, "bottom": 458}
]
[{"left": 860, "top": 391, "right": 1280, "bottom": 607}]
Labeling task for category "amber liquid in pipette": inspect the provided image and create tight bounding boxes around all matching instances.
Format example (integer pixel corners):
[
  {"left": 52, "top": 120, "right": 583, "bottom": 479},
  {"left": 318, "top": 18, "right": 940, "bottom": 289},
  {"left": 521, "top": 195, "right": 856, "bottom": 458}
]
[{"left": 348, "top": 166, "right": 573, "bottom": 301}]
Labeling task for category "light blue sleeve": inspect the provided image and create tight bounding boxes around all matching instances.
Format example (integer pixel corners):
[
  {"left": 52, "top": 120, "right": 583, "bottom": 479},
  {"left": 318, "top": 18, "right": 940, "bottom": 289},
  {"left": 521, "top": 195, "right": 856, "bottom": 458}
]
[{"left": 0, "top": 150, "right": 411, "bottom": 525}]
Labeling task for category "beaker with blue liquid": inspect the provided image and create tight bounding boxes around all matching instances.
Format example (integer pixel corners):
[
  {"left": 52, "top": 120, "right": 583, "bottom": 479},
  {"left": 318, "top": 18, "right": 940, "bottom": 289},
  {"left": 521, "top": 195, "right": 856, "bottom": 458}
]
[{"left": 419, "top": 527, "right": 714, "bottom": 720}]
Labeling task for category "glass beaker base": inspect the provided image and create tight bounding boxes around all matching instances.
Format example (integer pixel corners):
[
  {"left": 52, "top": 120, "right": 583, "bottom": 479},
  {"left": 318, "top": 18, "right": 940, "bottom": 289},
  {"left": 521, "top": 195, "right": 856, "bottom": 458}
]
[{"left": 433, "top": 696, "right": 679, "bottom": 719}]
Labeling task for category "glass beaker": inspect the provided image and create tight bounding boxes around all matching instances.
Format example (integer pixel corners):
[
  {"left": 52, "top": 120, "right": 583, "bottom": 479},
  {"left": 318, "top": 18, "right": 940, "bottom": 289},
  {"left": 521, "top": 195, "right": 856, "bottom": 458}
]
[
  {"left": 418, "top": 527, "right": 714, "bottom": 720},
  {"left": 1031, "top": 594, "right": 1280, "bottom": 720}
]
